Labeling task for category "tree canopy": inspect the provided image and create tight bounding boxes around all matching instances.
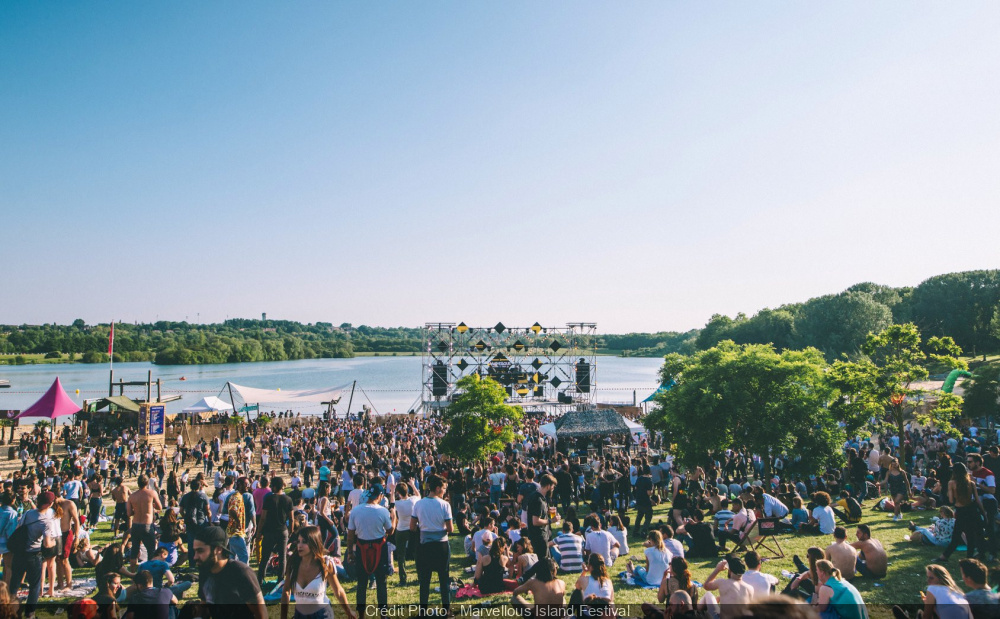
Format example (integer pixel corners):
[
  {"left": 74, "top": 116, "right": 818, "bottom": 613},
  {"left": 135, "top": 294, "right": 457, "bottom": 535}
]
[
  {"left": 645, "top": 341, "right": 842, "bottom": 474},
  {"left": 437, "top": 375, "right": 524, "bottom": 462}
]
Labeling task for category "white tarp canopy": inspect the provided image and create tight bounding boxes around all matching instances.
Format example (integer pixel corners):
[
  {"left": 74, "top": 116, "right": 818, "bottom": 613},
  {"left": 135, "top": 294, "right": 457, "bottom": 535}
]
[
  {"left": 539, "top": 422, "right": 557, "bottom": 437},
  {"left": 228, "top": 382, "right": 345, "bottom": 405},
  {"left": 625, "top": 417, "right": 648, "bottom": 437},
  {"left": 182, "top": 396, "right": 234, "bottom": 414}
]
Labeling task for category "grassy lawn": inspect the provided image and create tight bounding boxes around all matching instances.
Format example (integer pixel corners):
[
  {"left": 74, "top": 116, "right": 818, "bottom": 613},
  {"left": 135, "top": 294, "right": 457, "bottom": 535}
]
[{"left": 24, "top": 493, "right": 957, "bottom": 618}]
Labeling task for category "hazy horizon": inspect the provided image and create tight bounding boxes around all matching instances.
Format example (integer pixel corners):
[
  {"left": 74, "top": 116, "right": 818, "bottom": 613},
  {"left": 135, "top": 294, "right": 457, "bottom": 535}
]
[{"left": 3, "top": 3, "right": 999, "bottom": 332}]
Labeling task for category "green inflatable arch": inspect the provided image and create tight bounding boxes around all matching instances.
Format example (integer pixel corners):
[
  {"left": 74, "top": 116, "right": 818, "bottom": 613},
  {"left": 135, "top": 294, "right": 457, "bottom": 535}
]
[{"left": 943, "top": 369, "right": 973, "bottom": 393}]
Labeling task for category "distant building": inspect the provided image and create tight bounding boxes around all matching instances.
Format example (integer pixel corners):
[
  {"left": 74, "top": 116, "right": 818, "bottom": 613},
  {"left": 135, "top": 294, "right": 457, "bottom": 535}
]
[{"left": 262, "top": 312, "right": 267, "bottom": 321}]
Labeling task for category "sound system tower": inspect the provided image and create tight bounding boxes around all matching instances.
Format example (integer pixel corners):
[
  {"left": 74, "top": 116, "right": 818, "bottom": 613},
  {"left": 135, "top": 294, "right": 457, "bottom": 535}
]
[
  {"left": 575, "top": 359, "right": 591, "bottom": 393},
  {"left": 432, "top": 361, "right": 448, "bottom": 397}
]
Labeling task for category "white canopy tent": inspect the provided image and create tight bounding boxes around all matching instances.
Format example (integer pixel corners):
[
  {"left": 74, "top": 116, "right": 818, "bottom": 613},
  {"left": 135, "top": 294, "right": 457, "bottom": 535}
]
[
  {"left": 227, "top": 382, "right": 346, "bottom": 405},
  {"left": 182, "top": 396, "right": 234, "bottom": 414},
  {"left": 539, "top": 422, "right": 557, "bottom": 437}
]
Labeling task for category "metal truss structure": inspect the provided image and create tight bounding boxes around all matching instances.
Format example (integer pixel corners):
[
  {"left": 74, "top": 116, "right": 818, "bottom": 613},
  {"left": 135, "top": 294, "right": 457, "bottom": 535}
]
[{"left": 421, "top": 322, "right": 597, "bottom": 414}]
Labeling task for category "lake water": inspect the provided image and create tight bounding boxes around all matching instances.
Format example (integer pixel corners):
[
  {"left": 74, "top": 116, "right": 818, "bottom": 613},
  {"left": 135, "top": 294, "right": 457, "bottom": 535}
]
[{"left": 0, "top": 356, "right": 664, "bottom": 419}]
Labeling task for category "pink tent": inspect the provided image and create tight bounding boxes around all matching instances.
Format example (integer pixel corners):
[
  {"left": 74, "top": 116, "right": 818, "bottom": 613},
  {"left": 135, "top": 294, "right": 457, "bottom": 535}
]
[{"left": 17, "top": 377, "right": 81, "bottom": 420}]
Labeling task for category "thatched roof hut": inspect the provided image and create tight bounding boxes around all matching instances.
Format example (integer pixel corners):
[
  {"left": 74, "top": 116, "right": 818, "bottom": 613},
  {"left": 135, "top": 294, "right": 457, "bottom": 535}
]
[{"left": 555, "top": 407, "right": 630, "bottom": 438}]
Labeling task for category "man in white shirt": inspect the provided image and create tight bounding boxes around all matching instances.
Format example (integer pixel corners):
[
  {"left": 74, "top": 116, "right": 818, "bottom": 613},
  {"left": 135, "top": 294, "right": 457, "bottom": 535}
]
[
  {"left": 741, "top": 551, "right": 778, "bottom": 597},
  {"left": 584, "top": 518, "right": 620, "bottom": 567}
]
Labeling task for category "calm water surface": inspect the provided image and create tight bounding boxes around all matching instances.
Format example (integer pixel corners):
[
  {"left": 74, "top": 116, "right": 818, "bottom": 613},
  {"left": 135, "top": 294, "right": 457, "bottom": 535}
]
[{"left": 0, "top": 356, "right": 663, "bottom": 419}]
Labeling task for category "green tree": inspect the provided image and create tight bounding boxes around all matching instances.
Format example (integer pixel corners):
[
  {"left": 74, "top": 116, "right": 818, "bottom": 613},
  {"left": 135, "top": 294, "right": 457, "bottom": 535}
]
[
  {"left": 963, "top": 367, "right": 1000, "bottom": 423},
  {"left": 645, "top": 342, "right": 841, "bottom": 475},
  {"left": 438, "top": 375, "right": 523, "bottom": 462},
  {"left": 829, "top": 324, "right": 966, "bottom": 452},
  {"left": 901, "top": 270, "right": 1000, "bottom": 353},
  {"left": 795, "top": 291, "right": 893, "bottom": 358}
]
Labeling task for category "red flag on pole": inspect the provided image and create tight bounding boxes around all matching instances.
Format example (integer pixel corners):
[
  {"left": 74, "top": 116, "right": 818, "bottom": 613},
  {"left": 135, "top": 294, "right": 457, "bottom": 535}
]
[{"left": 108, "top": 322, "right": 115, "bottom": 355}]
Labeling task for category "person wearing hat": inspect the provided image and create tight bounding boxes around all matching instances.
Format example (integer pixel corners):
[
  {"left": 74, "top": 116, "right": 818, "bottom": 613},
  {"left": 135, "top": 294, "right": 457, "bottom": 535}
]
[
  {"left": 346, "top": 481, "right": 394, "bottom": 614},
  {"left": 192, "top": 525, "right": 265, "bottom": 619},
  {"left": 9, "top": 490, "right": 56, "bottom": 619},
  {"left": 702, "top": 556, "right": 754, "bottom": 619}
]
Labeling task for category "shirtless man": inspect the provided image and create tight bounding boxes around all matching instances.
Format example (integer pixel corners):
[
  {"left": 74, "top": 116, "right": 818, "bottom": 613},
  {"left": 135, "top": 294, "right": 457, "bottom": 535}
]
[
  {"left": 851, "top": 524, "right": 887, "bottom": 579},
  {"left": 824, "top": 527, "right": 857, "bottom": 580},
  {"left": 127, "top": 474, "right": 162, "bottom": 568},
  {"left": 55, "top": 487, "right": 80, "bottom": 592},
  {"left": 511, "top": 557, "right": 566, "bottom": 613},
  {"left": 703, "top": 557, "right": 754, "bottom": 619},
  {"left": 111, "top": 476, "right": 131, "bottom": 538}
]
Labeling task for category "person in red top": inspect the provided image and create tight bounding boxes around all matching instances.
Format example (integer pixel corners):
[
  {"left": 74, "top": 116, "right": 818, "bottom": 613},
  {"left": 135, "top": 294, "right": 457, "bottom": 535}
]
[{"left": 968, "top": 454, "right": 997, "bottom": 559}]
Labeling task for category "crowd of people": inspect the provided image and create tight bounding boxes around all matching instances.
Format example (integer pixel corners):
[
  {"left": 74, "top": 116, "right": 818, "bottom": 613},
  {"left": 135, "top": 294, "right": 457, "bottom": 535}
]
[{"left": 0, "top": 412, "right": 997, "bottom": 619}]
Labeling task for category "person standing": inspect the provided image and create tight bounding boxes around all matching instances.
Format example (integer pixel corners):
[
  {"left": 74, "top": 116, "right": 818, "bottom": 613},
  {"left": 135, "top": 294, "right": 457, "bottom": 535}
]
[
  {"left": 110, "top": 477, "right": 130, "bottom": 539},
  {"left": 192, "top": 526, "right": 266, "bottom": 619},
  {"left": 256, "top": 476, "right": 294, "bottom": 584},
  {"left": 55, "top": 486, "right": 80, "bottom": 593},
  {"left": 411, "top": 474, "right": 453, "bottom": 612},
  {"left": 393, "top": 481, "right": 419, "bottom": 586},
  {"left": 9, "top": 491, "right": 56, "bottom": 619},
  {"left": 346, "top": 483, "right": 394, "bottom": 615},
  {"left": 526, "top": 475, "right": 559, "bottom": 560},
  {"left": 127, "top": 475, "right": 163, "bottom": 568},
  {"left": 180, "top": 479, "right": 210, "bottom": 569},
  {"left": 633, "top": 464, "right": 654, "bottom": 535},
  {"left": 280, "top": 526, "right": 356, "bottom": 619}
]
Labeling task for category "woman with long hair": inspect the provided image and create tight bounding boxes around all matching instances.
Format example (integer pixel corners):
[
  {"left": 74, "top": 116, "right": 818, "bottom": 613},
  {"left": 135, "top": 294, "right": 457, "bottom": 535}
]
[
  {"left": 157, "top": 503, "right": 186, "bottom": 566},
  {"left": 572, "top": 553, "right": 614, "bottom": 605},
  {"left": 782, "top": 546, "right": 826, "bottom": 601},
  {"left": 474, "top": 536, "right": 517, "bottom": 594},
  {"left": 915, "top": 564, "right": 971, "bottom": 619},
  {"left": 936, "top": 462, "right": 984, "bottom": 562},
  {"left": 811, "top": 560, "right": 866, "bottom": 619},
  {"left": 280, "top": 525, "right": 355, "bottom": 619},
  {"left": 0, "top": 581, "right": 19, "bottom": 619},
  {"left": 628, "top": 530, "right": 670, "bottom": 588},
  {"left": 883, "top": 459, "right": 911, "bottom": 522}
]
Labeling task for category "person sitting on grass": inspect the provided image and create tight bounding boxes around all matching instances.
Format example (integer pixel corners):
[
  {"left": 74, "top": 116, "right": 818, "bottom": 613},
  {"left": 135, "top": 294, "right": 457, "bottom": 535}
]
[
  {"left": 801, "top": 492, "right": 836, "bottom": 536},
  {"left": 781, "top": 547, "right": 826, "bottom": 601},
  {"left": 790, "top": 497, "right": 809, "bottom": 532},
  {"left": 676, "top": 510, "right": 720, "bottom": 558},
  {"left": 892, "top": 564, "right": 970, "bottom": 619},
  {"left": 832, "top": 491, "right": 862, "bottom": 525},
  {"left": 571, "top": 554, "right": 614, "bottom": 607},
  {"left": 511, "top": 557, "right": 566, "bottom": 612},
  {"left": 811, "top": 560, "right": 867, "bottom": 619},
  {"left": 909, "top": 506, "right": 955, "bottom": 548},
  {"left": 549, "top": 521, "right": 584, "bottom": 573},
  {"left": 741, "top": 551, "right": 778, "bottom": 598},
  {"left": 625, "top": 530, "right": 671, "bottom": 588},
  {"left": 851, "top": 524, "right": 887, "bottom": 579},
  {"left": 824, "top": 527, "right": 858, "bottom": 580},
  {"left": 958, "top": 558, "right": 1000, "bottom": 612},
  {"left": 702, "top": 556, "right": 753, "bottom": 619}
]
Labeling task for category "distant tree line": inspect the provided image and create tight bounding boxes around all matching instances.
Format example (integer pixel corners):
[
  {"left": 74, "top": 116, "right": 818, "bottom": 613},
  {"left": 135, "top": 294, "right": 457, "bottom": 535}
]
[{"left": 1, "top": 270, "right": 998, "bottom": 365}]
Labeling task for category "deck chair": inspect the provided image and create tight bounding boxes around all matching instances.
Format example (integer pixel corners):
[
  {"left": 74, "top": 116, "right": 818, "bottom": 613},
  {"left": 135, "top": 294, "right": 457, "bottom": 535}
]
[{"left": 739, "top": 517, "right": 785, "bottom": 559}]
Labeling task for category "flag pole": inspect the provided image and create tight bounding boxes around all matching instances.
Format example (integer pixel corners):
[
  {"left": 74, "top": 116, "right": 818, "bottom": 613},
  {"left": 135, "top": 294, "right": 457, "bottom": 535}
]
[{"left": 108, "top": 320, "right": 115, "bottom": 397}]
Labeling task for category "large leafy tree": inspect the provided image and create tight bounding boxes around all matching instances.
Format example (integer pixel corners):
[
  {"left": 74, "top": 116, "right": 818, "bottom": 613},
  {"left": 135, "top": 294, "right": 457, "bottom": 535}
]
[
  {"left": 795, "top": 291, "right": 894, "bottom": 359},
  {"left": 963, "top": 366, "right": 1000, "bottom": 423},
  {"left": 901, "top": 270, "right": 1000, "bottom": 354},
  {"left": 645, "top": 342, "right": 841, "bottom": 476},
  {"left": 828, "top": 323, "right": 966, "bottom": 453},
  {"left": 438, "top": 375, "right": 523, "bottom": 462}
]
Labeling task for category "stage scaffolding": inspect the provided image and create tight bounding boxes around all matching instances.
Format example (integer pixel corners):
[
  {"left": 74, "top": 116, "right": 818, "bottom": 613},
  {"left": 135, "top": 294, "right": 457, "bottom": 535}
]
[{"left": 421, "top": 322, "right": 597, "bottom": 415}]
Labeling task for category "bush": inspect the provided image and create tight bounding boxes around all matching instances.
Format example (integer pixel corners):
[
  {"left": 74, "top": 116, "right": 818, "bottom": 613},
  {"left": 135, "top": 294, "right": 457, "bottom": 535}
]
[
  {"left": 13, "top": 356, "right": 25, "bottom": 365},
  {"left": 81, "top": 351, "right": 109, "bottom": 363},
  {"left": 44, "top": 351, "right": 62, "bottom": 359}
]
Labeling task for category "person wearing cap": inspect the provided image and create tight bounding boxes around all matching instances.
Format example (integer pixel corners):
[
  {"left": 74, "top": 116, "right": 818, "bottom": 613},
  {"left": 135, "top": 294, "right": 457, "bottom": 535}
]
[
  {"left": 702, "top": 556, "right": 754, "bottom": 619},
  {"left": 346, "top": 481, "right": 394, "bottom": 614},
  {"left": 192, "top": 525, "right": 265, "bottom": 619},
  {"left": 9, "top": 490, "right": 56, "bottom": 619}
]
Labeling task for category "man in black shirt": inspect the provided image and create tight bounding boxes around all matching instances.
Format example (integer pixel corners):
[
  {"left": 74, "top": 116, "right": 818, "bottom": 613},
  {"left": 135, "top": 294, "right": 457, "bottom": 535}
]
[
  {"left": 555, "top": 465, "right": 573, "bottom": 512},
  {"left": 193, "top": 526, "right": 265, "bottom": 619},
  {"left": 526, "top": 474, "right": 559, "bottom": 559},
  {"left": 180, "top": 479, "right": 210, "bottom": 569},
  {"left": 126, "top": 570, "right": 177, "bottom": 619},
  {"left": 254, "top": 475, "right": 294, "bottom": 584},
  {"left": 634, "top": 464, "right": 654, "bottom": 534}
]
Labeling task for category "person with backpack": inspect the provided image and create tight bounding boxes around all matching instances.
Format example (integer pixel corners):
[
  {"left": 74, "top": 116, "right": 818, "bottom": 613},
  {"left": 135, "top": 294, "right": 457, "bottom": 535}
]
[
  {"left": 179, "top": 479, "right": 210, "bottom": 569},
  {"left": 8, "top": 490, "right": 56, "bottom": 619}
]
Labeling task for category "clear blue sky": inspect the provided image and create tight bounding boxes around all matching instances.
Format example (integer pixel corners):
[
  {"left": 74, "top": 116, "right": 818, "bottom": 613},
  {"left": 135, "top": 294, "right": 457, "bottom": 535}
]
[{"left": 3, "top": 3, "right": 999, "bottom": 333}]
